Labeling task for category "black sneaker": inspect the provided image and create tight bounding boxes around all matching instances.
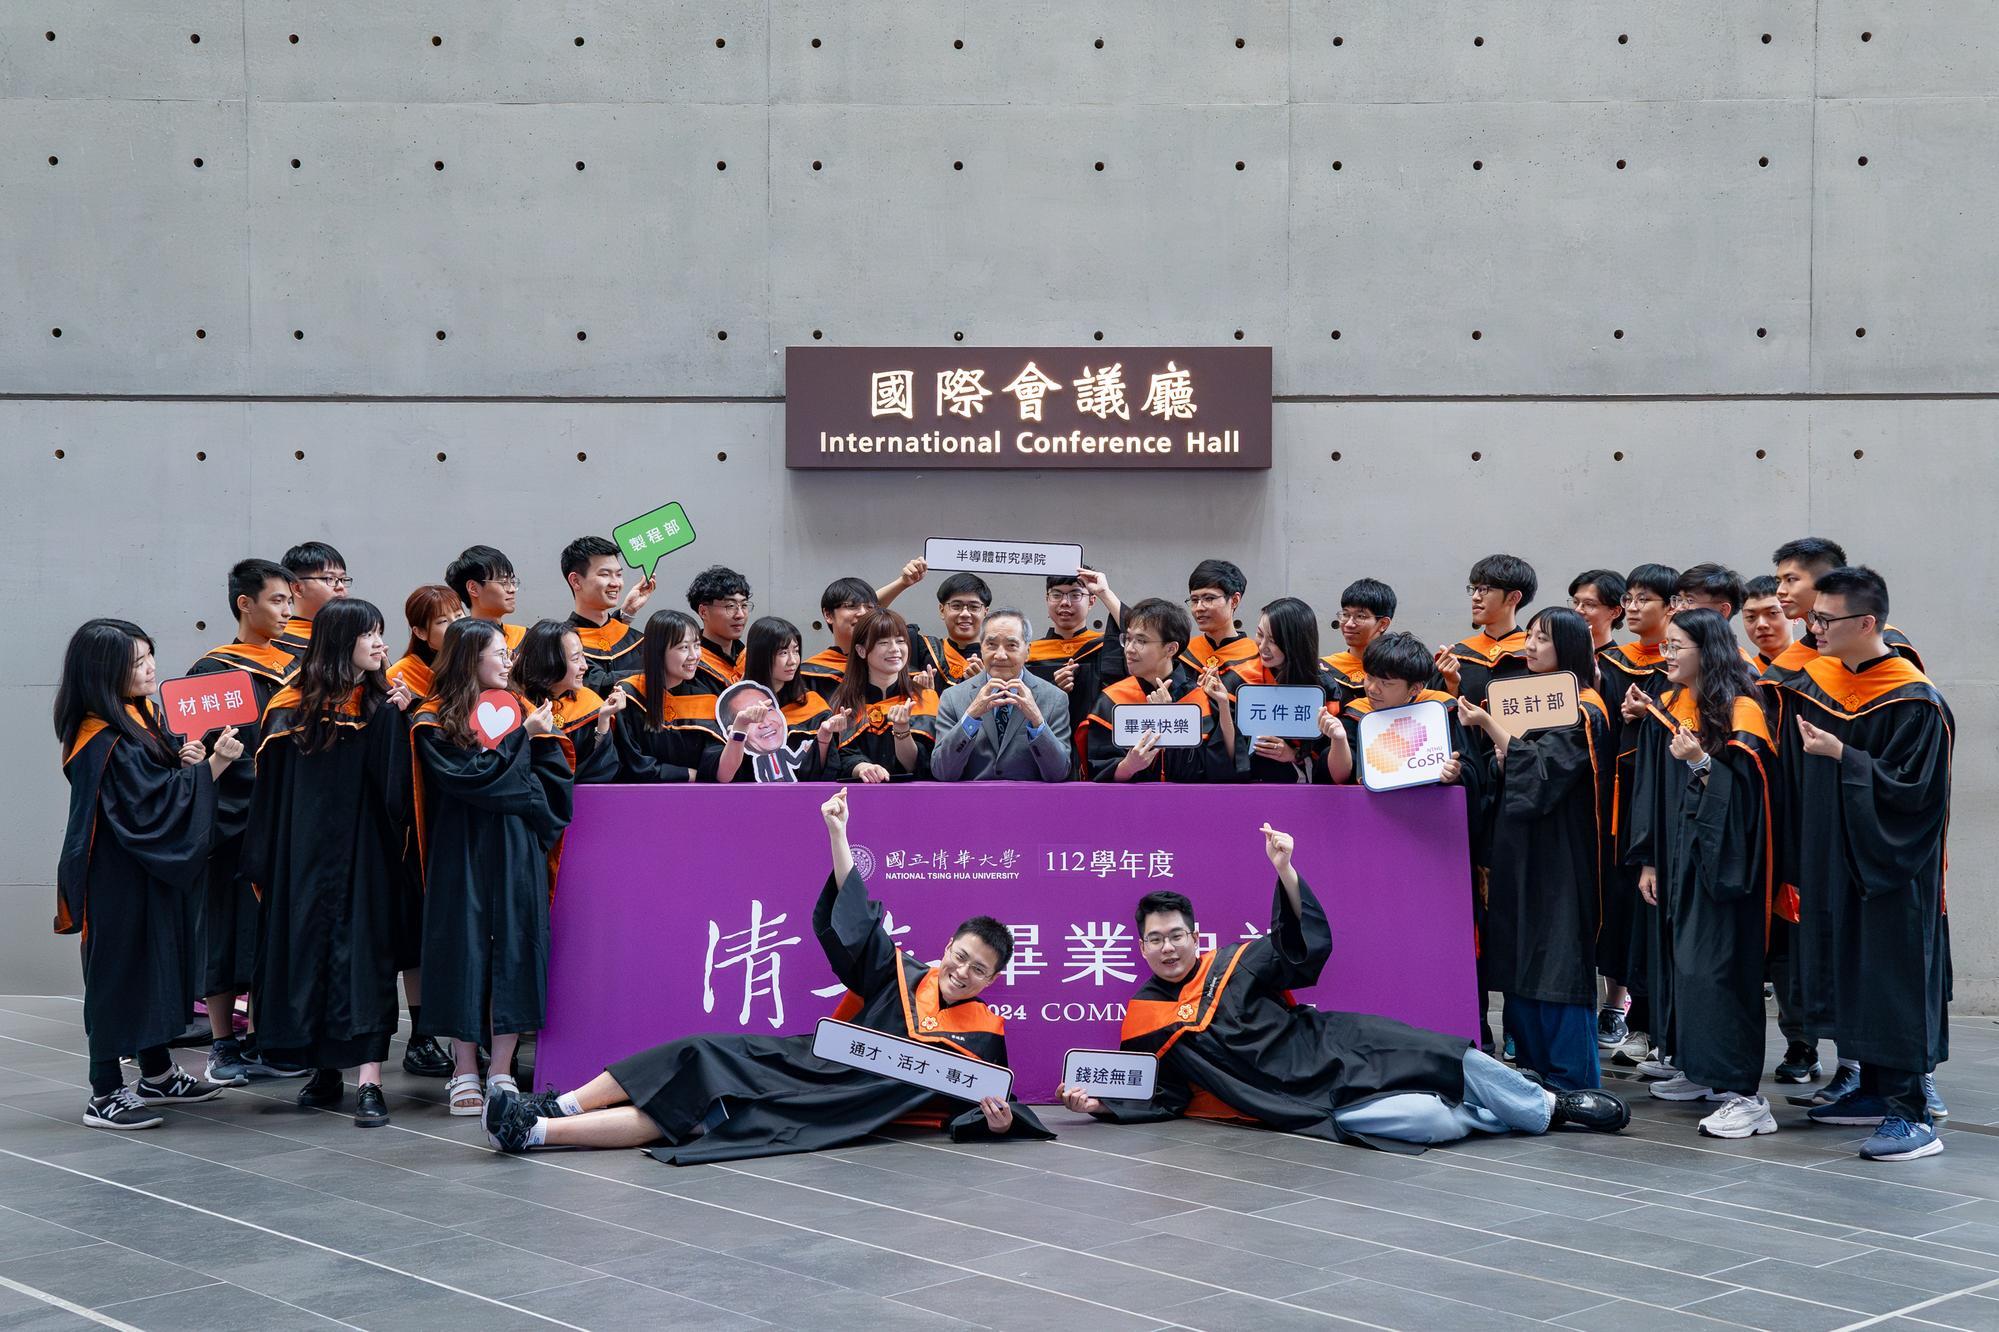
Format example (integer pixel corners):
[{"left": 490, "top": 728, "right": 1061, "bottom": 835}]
[
  {"left": 400, "top": 1034, "right": 453, "bottom": 1078},
  {"left": 353, "top": 1082, "right": 390, "bottom": 1128},
  {"left": 1775, "top": 1041, "right": 1822, "bottom": 1084},
  {"left": 1549, "top": 1088, "right": 1632, "bottom": 1134},
  {"left": 484, "top": 1088, "right": 541, "bottom": 1154},
  {"left": 297, "top": 1068, "right": 344, "bottom": 1109},
  {"left": 135, "top": 1068, "right": 228, "bottom": 1104},
  {"left": 84, "top": 1086, "right": 164, "bottom": 1130},
  {"left": 523, "top": 1089, "right": 570, "bottom": 1119}
]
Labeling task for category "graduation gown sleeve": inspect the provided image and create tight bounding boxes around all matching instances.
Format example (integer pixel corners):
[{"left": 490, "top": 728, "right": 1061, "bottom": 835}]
[
  {"left": 1239, "top": 876, "right": 1333, "bottom": 992},
  {"left": 415, "top": 728, "right": 573, "bottom": 851},
  {"left": 612, "top": 703, "right": 701, "bottom": 784},
  {"left": 812, "top": 868, "right": 902, "bottom": 997},
  {"left": 1834, "top": 710, "right": 1952, "bottom": 899},
  {"left": 101, "top": 743, "right": 219, "bottom": 889}
]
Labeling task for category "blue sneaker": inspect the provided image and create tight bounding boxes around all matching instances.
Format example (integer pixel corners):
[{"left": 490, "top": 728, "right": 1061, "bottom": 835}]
[
  {"left": 1923, "top": 1075, "right": 1949, "bottom": 1120},
  {"left": 203, "top": 1038, "right": 251, "bottom": 1087},
  {"left": 1858, "top": 1117, "right": 1942, "bottom": 1161},
  {"left": 1502, "top": 1035, "right": 1517, "bottom": 1063},
  {"left": 1787, "top": 1062, "right": 1860, "bottom": 1108},
  {"left": 1807, "top": 1090, "right": 1890, "bottom": 1126}
]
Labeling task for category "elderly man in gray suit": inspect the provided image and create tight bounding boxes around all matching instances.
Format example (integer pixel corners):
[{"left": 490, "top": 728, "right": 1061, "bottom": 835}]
[{"left": 931, "top": 609, "right": 1072, "bottom": 781}]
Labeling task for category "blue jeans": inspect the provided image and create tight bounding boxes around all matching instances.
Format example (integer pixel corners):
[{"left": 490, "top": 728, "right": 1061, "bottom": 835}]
[{"left": 1332, "top": 1049, "right": 1553, "bottom": 1145}]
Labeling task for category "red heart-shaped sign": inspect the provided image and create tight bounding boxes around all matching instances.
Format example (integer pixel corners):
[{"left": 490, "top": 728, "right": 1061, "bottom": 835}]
[{"left": 473, "top": 689, "right": 521, "bottom": 749}]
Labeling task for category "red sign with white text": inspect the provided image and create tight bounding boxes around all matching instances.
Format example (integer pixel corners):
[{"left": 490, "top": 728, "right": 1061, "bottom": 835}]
[{"left": 159, "top": 670, "right": 261, "bottom": 738}]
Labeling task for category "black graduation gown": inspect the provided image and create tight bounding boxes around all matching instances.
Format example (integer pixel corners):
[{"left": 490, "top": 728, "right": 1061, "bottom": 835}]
[
  {"left": 1597, "top": 642, "right": 1670, "bottom": 994},
  {"left": 185, "top": 643, "right": 297, "bottom": 998},
  {"left": 1780, "top": 656, "right": 1953, "bottom": 1074},
  {"left": 1093, "top": 877, "right": 1471, "bottom": 1154},
  {"left": 1440, "top": 629, "right": 1530, "bottom": 708},
  {"left": 684, "top": 637, "right": 746, "bottom": 697},
  {"left": 413, "top": 706, "right": 576, "bottom": 1041},
  {"left": 827, "top": 683, "right": 939, "bottom": 780},
  {"left": 1623, "top": 693, "right": 1775, "bottom": 1094},
  {"left": 614, "top": 867, "right": 1051, "bottom": 1164},
  {"left": 241, "top": 691, "right": 414, "bottom": 1067},
  {"left": 567, "top": 613, "right": 646, "bottom": 698},
  {"left": 611, "top": 675, "right": 717, "bottom": 784},
  {"left": 1078, "top": 668, "right": 1235, "bottom": 783},
  {"left": 907, "top": 631, "right": 979, "bottom": 689},
  {"left": 58, "top": 710, "right": 218, "bottom": 1059},
  {"left": 1480, "top": 692, "right": 1611, "bottom": 1010},
  {"left": 1319, "top": 649, "right": 1367, "bottom": 708},
  {"left": 547, "top": 688, "right": 622, "bottom": 784},
  {"left": 1025, "top": 615, "right": 1126, "bottom": 755}
]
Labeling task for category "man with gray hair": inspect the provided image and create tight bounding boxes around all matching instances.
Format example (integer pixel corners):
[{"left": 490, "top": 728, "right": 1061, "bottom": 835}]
[{"left": 931, "top": 609, "right": 1072, "bottom": 781}]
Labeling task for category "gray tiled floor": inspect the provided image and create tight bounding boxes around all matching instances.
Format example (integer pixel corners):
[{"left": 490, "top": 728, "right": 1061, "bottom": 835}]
[{"left": 1, "top": 997, "right": 1996, "bottom": 1331}]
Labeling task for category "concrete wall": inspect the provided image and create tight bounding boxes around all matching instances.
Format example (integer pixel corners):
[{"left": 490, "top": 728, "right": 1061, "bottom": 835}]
[{"left": 4, "top": 4, "right": 1993, "bottom": 1005}]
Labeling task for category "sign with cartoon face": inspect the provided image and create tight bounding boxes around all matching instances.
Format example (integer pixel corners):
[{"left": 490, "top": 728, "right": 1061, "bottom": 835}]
[{"left": 717, "top": 680, "right": 808, "bottom": 782}]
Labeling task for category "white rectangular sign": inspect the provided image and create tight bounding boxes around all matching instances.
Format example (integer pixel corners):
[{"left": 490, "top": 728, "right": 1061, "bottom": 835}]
[
  {"left": 812, "top": 1018, "right": 1011, "bottom": 1104},
  {"left": 924, "top": 537, "right": 1083, "bottom": 577},
  {"left": 1356, "top": 698, "right": 1455, "bottom": 793},
  {"left": 1235, "top": 684, "right": 1327, "bottom": 739},
  {"left": 1485, "top": 670, "right": 1581, "bottom": 739},
  {"left": 1112, "top": 703, "right": 1203, "bottom": 748},
  {"left": 1062, "top": 1048, "right": 1159, "bottom": 1101}
]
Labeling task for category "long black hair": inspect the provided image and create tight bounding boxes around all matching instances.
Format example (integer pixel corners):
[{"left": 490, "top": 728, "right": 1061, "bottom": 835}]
[
  {"left": 1667, "top": 607, "right": 1758, "bottom": 755},
  {"left": 1259, "top": 597, "right": 1322, "bottom": 687},
  {"left": 53, "top": 618, "right": 175, "bottom": 763},
  {"left": 510, "top": 619, "right": 579, "bottom": 707},
  {"left": 743, "top": 616, "right": 807, "bottom": 707},
  {"left": 1526, "top": 607, "right": 1599, "bottom": 689},
  {"left": 296, "top": 598, "right": 389, "bottom": 753},
  {"left": 638, "top": 608, "right": 701, "bottom": 727},
  {"left": 431, "top": 617, "right": 505, "bottom": 748}
]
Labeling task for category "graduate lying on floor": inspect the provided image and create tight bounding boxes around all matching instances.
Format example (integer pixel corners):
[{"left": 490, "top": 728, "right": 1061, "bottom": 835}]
[
  {"left": 484, "top": 786, "right": 1051, "bottom": 1159},
  {"left": 1058, "top": 823, "right": 1632, "bottom": 1151}
]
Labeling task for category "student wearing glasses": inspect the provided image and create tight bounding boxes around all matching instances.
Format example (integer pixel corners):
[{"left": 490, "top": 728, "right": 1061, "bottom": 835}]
[
  {"left": 1057, "top": 822, "right": 1628, "bottom": 1151},
  {"left": 1433, "top": 555, "right": 1536, "bottom": 706},
  {"left": 879, "top": 559, "right": 990, "bottom": 689},
  {"left": 1178, "top": 559, "right": 1258, "bottom": 676},
  {"left": 445, "top": 545, "right": 527, "bottom": 652},
  {"left": 482, "top": 790, "right": 1050, "bottom": 1159},
  {"left": 1077, "top": 598, "right": 1235, "bottom": 783},
  {"left": 682, "top": 565, "right": 754, "bottom": 695},
  {"left": 275, "top": 541, "right": 351, "bottom": 654}
]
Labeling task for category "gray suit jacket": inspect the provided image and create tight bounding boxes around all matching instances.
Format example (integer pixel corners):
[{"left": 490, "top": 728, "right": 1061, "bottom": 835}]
[{"left": 930, "top": 671, "right": 1072, "bottom": 782}]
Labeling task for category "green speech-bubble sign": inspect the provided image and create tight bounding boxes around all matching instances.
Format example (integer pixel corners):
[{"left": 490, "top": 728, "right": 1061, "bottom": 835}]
[{"left": 612, "top": 502, "right": 697, "bottom": 579}]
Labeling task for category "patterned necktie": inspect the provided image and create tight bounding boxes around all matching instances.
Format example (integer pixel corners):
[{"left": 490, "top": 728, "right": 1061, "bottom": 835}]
[{"left": 992, "top": 702, "right": 1013, "bottom": 749}]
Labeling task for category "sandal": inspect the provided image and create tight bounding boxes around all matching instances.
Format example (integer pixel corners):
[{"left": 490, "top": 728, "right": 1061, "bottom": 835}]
[
  {"left": 488, "top": 1073, "right": 520, "bottom": 1100},
  {"left": 447, "top": 1073, "right": 484, "bottom": 1116}
]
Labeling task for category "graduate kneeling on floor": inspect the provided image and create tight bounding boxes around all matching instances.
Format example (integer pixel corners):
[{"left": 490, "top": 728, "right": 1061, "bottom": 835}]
[
  {"left": 1058, "top": 823, "right": 1631, "bottom": 1151},
  {"left": 484, "top": 787, "right": 1051, "bottom": 1160}
]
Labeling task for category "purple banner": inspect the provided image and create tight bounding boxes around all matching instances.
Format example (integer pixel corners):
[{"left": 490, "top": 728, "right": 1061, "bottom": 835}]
[{"left": 539, "top": 784, "right": 1477, "bottom": 1102}]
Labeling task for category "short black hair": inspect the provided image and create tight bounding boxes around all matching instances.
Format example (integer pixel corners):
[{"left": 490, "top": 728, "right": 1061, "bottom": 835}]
[
  {"left": 1815, "top": 565, "right": 1889, "bottom": 622},
  {"left": 1625, "top": 561, "right": 1680, "bottom": 601},
  {"left": 686, "top": 565, "right": 751, "bottom": 609},
  {"left": 228, "top": 558, "right": 292, "bottom": 620},
  {"left": 935, "top": 572, "right": 992, "bottom": 606},
  {"left": 1773, "top": 537, "right": 1847, "bottom": 573},
  {"left": 819, "top": 577, "right": 877, "bottom": 617},
  {"left": 560, "top": 535, "right": 620, "bottom": 581},
  {"left": 281, "top": 541, "right": 346, "bottom": 578},
  {"left": 1134, "top": 890, "right": 1196, "bottom": 934},
  {"left": 445, "top": 545, "right": 515, "bottom": 607},
  {"left": 1744, "top": 574, "right": 1780, "bottom": 602},
  {"left": 1568, "top": 568, "right": 1628, "bottom": 630},
  {"left": 1124, "top": 597, "right": 1193, "bottom": 658},
  {"left": 1676, "top": 562, "right": 1746, "bottom": 618},
  {"left": 1046, "top": 565, "right": 1094, "bottom": 592},
  {"left": 950, "top": 916, "right": 1014, "bottom": 972},
  {"left": 1188, "top": 559, "right": 1246, "bottom": 600},
  {"left": 1338, "top": 578, "right": 1397, "bottom": 620},
  {"left": 1468, "top": 553, "right": 1538, "bottom": 605},
  {"left": 1362, "top": 631, "right": 1433, "bottom": 686}
]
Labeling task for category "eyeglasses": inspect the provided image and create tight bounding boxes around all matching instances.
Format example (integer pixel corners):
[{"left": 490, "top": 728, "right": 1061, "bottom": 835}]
[
  {"left": 1141, "top": 929, "right": 1194, "bottom": 949},
  {"left": 1120, "top": 632, "right": 1158, "bottom": 648},
  {"left": 1186, "top": 593, "right": 1230, "bottom": 609},
  {"left": 1338, "top": 610, "right": 1378, "bottom": 625},
  {"left": 1658, "top": 641, "right": 1687, "bottom": 656},
  {"left": 299, "top": 574, "right": 353, "bottom": 590},
  {"left": 942, "top": 600, "right": 987, "bottom": 615},
  {"left": 1668, "top": 593, "right": 1695, "bottom": 609},
  {"left": 708, "top": 598, "right": 753, "bottom": 613},
  {"left": 1621, "top": 593, "right": 1662, "bottom": 609},
  {"left": 475, "top": 576, "right": 520, "bottom": 591},
  {"left": 1047, "top": 590, "right": 1090, "bottom": 605},
  {"left": 1805, "top": 610, "right": 1871, "bottom": 632},
  {"left": 946, "top": 944, "right": 993, "bottom": 982},
  {"left": 1570, "top": 598, "right": 1606, "bottom": 613}
]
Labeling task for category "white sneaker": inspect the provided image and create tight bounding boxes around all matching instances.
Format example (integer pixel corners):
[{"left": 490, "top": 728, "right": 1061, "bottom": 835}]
[
  {"left": 1635, "top": 1053, "right": 1679, "bottom": 1079},
  {"left": 1700, "top": 1094, "right": 1779, "bottom": 1138},
  {"left": 1649, "top": 1074, "right": 1720, "bottom": 1102}
]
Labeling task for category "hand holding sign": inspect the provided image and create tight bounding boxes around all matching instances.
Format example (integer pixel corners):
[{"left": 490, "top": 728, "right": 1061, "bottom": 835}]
[
  {"left": 1113, "top": 703, "right": 1200, "bottom": 748},
  {"left": 1484, "top": 671, "right": 1581, "bottom": 739},
  {"left": 159, "top": 669, "right": 262, "bottom": 739},
  {"left": 473, "top": 690, "right": 522, "bottom": 749},
  {"left": 1060, "top": 1049, "right": 1158, "bottom": 1105},
  {"left": 612, "top": 502, "right": 697, "bottom": 581},
  {"left": 1357, "top": 699, "right": 1455, "bottom": 792},
  {"left": 811, "top": 1018, "right": 1012, "bottom": 1105}
]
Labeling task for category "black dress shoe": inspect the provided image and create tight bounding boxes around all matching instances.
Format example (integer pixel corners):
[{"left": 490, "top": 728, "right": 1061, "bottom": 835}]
[
  {"left": 297, "top": 1068, "right": 344, "bottom": 1109},
  {"left": 401, "top": 1035, "right": 453, "bottom": 1079},
  {"left": 1550, "top": 1088, "right": 1630, "bottom": 1133},
  {"left": 353, "top": 1082, "right": 389, "bottom": 1128}
]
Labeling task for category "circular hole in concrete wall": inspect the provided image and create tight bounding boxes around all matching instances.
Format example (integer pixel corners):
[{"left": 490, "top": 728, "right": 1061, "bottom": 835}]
[
  {"left": 196, "top": 620, "right": 206, "bottom": 630},
  {"left": 1861, "top": 31, "right": 1872, "bottom": 42},
  {"left": 1762, "top": 33, "right": 1772, "bottom": 44},
  {"left": 716, "top": 160, "right": 727, "bottom": 170},
  {"left": 575, "top": 37, "right": 585, "bottom": 47},
  {"left": 196, "top": 451, "right": 207, "bottom": 460},
  {"left": 1094, "top": 161, "right": 1104, "bottom": 171},
  {"left": 811, "top": 38, "right": 821, "bottom": 49},
  {"left": 577, "top": 330, "right": 588, "bottom": 341},
  {"left": 290, "top": 157, "right": 300, "bottom": 168},
  {"left": 436, "top": 330, "right": 447, "bottom": 341},
  {"left": 1755, "top": 448, "right": 1767, "bottom": 459},
  {"left": 1857, "top": 155, "right": 1869, "bottom": 166},
  {"left": 436, "top": 452, "right": 447, "bottom": 461},
  {"left": 48, "top": 156, "right": 58, "bottom": 166},
  {"left": 716, "top": 37, "right": 727, "bottom": 48},
  {"left": 717, "top": 451, "right": 728, "bottom": 461},
  {"left": 46, "top": 31, "right": 55, "bottom": 40},
  {"left": 434, "top": 160, "right": 444, "bottom": 170},
  {"left": 953, "top": 160, "right": 963, "bottom": 170},
  {"left": 54, "top": 449, "right": 65, "bottom": 458},
  {"left": 1235, "top": 160, "right": 1246, "bottom": 170},
  {"left": 1614, "top": 329, "right": 1624, "bottom": 339},
  {"left": 1235, "top": 37, "right": 1246, "bottom": 48},
  {"left": 1759, "top": 156, "right": 1769, "bottom": 167},
  {"left": 1330, "top": 329, "right": 1341, "bottom": 339},
  {"left": 1474, "top": 36, "right": 1484, "bottom": 46},
  {"left": 1471, "top": 450, "right": 1483, "bottom": 461},
  {"left": 576, "top": 161, "right": 586, "bottom": 170},
  {"left": 576, "top": 451, "right": 588, "bottom": 461},
  {"left": 194, "top": 157, "right": 204, "bottom": 168},
  {"left": 431, "top": 35, "right": 441, "bottom": 46},
  {"left": 190, "top": 33, "right": 200, "bottom": 43},
  {"left": 294, "top": 450, "right": 305, "bottom": 460},
  {"left": 289, "top": 33, "right": 299, "bottom": 44},
  {"left": 1330, "top": 450, "right": 1342, "bottom": 460},
  {"left": 1613, "top": 450, "right": 1625, "bottom": 460},
  {"left": 953, "top": 331, "right": 965, "bottom": 342},
  {"left": 1855, "top": 327, "right": 1867, "bottom": 338},
  {"left": 1333, "top": 36, "right": 1344, "bottom": 46},
  {"left": 812, "top": 329, "right": 823, "bottom": 340},
  {"left": 1618, "top": 33, "right": 1628, "bottom": 44},
  {"left": 50, "top": 327, "right": 62, "bottom": 337},
  {"left": 293, "top": 329, "right": 303, "bottom": 339},
  {"left": 1233, "top": 329, "right": 1245, "bottom": 340},
  {"left": 1093, "top": 330, "right": 1104, "bottom": 341},
  {"left": 1473, "top": 159, "right": 1483, "bottom": 170},
  {"left": 1471, "top": 329, "right": 1482, "bottom": 340},
  {"left": 1094, "top": 38, "right": 1104, "bottom": 49},
  {"left": 195, "top": 328, "right": 206, "bottom": 339},
  {"left": 1756, "top": 327, "right": 1768, "bottom": 338},
  {"left": 812, "top": 159, "right": 822, "bottom": 170},
  {"left": 1854, "top": 449, "right": 1865, "bottom": 459},
  {"left": 1332, "top": 160, "right": 1342, "bottom": 170},
  {"left": 716, "top": 330, "right": 727, "bottom": 340}
]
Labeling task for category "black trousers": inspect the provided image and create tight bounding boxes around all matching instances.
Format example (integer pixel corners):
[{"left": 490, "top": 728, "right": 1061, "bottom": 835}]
[
  {"left": 1861, "top": 1063, "right": 1927, "bottom": 1124},
  {"left": 90, "top": 1046, "right": 170, "bottom": 1096}
]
